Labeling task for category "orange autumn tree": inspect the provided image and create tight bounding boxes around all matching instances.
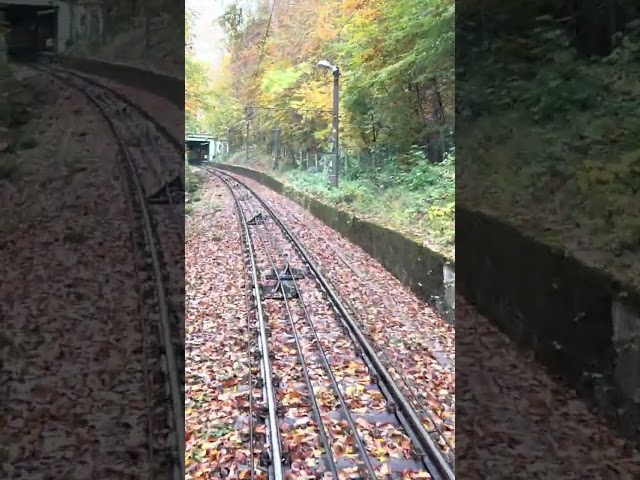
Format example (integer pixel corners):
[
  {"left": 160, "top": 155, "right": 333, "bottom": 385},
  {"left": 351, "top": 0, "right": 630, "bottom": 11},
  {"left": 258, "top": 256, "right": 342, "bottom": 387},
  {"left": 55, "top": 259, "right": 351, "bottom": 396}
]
[{"left": 213, "top": 0, "right": 453, "bottom": 164}]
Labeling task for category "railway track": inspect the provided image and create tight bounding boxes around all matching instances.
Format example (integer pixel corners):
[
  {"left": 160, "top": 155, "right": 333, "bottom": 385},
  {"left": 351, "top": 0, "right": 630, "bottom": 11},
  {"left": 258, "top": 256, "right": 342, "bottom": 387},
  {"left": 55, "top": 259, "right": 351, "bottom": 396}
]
[
  {"left": 31, "top": 63, "right": 185, "bottom": 479},
  {"left": 210, "top": 168, "right": 455, "bottom": 480},
  {"left": 260, "top": 205, "right": 455, "bottom": 459}
]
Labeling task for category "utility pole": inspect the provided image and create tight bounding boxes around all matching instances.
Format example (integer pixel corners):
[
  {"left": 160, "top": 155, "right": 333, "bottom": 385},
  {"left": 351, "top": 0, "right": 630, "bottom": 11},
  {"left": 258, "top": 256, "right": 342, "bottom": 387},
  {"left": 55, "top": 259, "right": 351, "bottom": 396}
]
[
  {"left": 316, "top": 60, "right": 340, "bottom": 187},
  {"left": 274, "top": 128, "right": 280, "bottom": 170},
  {"left": 245, "top": 120, "right": 249, "bottom": 164},
  {"left": 331, "top": 66, "right": 340, "bottom": 188}
]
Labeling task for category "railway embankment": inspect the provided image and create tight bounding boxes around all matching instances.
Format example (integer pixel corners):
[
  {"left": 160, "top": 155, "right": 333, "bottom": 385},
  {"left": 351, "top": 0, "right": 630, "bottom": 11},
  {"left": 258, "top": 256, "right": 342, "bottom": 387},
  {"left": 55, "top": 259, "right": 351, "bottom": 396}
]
[
  {"left": 216, "top": 163, "right": 455, "bottom": 323},
  {"left": 217, "top": 162, "right": 640, "bottom": 443},
  {"left": 457, "top": 205, "right": 640, "bottom": 442}
]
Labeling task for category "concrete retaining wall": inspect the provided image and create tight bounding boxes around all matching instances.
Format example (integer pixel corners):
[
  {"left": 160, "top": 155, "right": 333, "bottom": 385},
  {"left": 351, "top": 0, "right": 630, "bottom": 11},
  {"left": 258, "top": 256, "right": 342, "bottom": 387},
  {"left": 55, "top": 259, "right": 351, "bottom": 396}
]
[
  {"left": 53, "top": 55, "right": 182, "bottom": 107},
  {"left": 457, "top": 205, "right": 640, "bottom": 441},
  {"left": 67, "top": 3, "right": 103, "bottom": 51},
  {"left": 216, "top": 163, "right": 455, "bottom": 323}
]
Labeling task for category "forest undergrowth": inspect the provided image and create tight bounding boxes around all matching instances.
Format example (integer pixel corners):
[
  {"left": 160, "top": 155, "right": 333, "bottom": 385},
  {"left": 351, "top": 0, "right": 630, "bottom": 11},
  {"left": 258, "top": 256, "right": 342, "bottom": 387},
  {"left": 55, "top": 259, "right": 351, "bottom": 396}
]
[
  {"left": 225, "top": 149, "right": 455, "bottom": 259},
  {"left": 185, "top": 161, "right": 205, "bottom": 215},
  {"left": 458, "top": 15, "right": 640, "bottom": 288}
]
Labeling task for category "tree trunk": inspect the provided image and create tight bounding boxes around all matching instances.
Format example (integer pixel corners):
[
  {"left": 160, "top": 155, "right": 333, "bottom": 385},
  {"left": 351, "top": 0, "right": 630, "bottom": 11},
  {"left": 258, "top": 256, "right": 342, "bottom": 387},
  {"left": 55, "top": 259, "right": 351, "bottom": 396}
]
[
  {"left": 573, "top": 0, "right": 618, "bottom": 57},
  {"left": 427, "top": 77, "right": 446, "bottom": 163},
  {"left": 0, "top": 13, "right": 10, "bottom": 144},
  {"left": 139, "top": 0, "right": 150, "bottom": 51}
]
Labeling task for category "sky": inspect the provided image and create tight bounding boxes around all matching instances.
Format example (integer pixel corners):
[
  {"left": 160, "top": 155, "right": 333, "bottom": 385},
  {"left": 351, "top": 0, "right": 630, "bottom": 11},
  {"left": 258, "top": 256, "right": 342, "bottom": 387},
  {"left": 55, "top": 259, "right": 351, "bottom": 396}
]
[
  {"left": 187, "top": 0, "right": 227, "bottom": 66},
  {"left": 187, "top": 0, "right": 259, "bottom": 67}
]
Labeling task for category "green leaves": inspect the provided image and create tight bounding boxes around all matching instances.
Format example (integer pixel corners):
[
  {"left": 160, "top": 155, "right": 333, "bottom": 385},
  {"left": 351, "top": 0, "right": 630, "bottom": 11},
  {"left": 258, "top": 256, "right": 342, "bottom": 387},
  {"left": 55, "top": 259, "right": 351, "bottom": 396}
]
[
  {"left": 261, "top": 65, "right": 307, "bottom": 95},
  {"left": 196, "top": 0, "right": 454, "bottom": 160},
  {"left": 332, "top": 0, "right": 454, "bottom": 154}
]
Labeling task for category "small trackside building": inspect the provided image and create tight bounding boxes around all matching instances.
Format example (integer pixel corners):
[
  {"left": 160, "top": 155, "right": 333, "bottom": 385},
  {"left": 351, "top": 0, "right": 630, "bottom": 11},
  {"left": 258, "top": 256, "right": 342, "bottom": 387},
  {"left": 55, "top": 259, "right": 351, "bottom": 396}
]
[
  {"left": 186, "top": 133, "right": 215, "bottom": 165},
  {"left": 1, "top": 0, "right": 73, "bottom": 54}
]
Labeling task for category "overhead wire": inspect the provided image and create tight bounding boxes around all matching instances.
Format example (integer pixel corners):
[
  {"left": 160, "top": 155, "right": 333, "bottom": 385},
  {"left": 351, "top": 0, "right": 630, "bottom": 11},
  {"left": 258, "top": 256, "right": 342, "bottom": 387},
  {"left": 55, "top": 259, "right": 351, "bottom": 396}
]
[
  {"left": 247, "top": 105, "right": 334, "bottom": 114},
  {"left": 247, "top": 0, "right": 370, "bottom": 136},
  {"left": 254, "top": 0, "right": 278, "bottom": 78},
  {"left": 320, "top": 0, "right": 372, "bottom": 56}
]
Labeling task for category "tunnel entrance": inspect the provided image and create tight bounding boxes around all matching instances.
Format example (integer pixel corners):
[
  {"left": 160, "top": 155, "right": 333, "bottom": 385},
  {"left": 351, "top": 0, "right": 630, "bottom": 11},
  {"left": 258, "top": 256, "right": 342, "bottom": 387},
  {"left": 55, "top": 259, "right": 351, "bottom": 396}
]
[
  {"left": 2, "top": 4, "right": 58, "bottom": 59},
  {"left": 186, "top": 140, "right": 211, "bottom": 165}
]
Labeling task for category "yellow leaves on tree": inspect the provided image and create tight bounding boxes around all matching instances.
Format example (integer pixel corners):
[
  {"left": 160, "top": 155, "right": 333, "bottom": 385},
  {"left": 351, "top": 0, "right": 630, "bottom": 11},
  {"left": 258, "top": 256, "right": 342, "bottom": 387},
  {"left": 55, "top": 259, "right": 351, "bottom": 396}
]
[{"left": 211, "top": 0, "right": 454, "bottom": 156}]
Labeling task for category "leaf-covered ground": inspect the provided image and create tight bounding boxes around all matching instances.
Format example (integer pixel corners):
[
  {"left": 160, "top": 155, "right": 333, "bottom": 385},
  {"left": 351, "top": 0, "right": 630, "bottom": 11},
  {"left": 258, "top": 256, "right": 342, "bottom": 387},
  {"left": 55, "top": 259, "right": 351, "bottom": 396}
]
[
  {"left": 239, "top": 186, "right": 437, "bottom": 477},
  {"left": 456, "top": 297, "right": 640, "bottom": 478},
  {"left": 217, "top": 171, "right": 640, "bottom": 477},
  {"left": 56, "top": 70, "right": 184, "bottom": 146},
  {"left": 185, "top": 172, "right": 456, "bottom": 477},
  {"left": 185, "top": 180, "right": 258, "bottom": 479},
  {"left": 0, "top": 67, "right": 149, "bottom": 478},
  {"left": 236, "top": 174, "right": 455, "bottom": 458}
]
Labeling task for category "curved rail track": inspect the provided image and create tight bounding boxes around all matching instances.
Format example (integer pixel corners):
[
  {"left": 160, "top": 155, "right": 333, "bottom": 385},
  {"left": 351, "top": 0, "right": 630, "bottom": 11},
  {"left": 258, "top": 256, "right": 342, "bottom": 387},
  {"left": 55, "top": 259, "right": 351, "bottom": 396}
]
[
  {"left": 30, "top": 62, "right": 185, "bottom": 479},
  {"left": 210, "top": 168, "right": 455, "bottom": 480}
]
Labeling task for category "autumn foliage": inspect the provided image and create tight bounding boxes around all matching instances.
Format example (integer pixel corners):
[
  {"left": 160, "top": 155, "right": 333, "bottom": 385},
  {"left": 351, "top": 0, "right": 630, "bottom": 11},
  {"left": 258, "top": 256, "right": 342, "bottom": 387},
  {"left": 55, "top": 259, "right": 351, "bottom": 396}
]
[{"left": 187, "top": 0, "right": 453, "bottom": 162}]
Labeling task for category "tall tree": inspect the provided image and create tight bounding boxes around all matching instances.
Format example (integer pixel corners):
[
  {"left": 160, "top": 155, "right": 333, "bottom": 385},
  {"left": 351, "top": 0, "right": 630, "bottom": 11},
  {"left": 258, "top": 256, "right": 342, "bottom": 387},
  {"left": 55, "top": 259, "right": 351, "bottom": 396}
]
[
  {"left": 0, "top": 12, "right": 10, "bottom": 143},
  {"left": 198, "top": 0, "right": 454, "bottom": 163}
]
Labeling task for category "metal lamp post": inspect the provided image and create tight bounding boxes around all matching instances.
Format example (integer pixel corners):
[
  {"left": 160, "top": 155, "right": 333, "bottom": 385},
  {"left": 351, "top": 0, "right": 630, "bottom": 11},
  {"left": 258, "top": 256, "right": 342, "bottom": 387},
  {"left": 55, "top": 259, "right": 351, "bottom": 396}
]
[
  {"left": 245, "top": 120, "right": 249, "bottom": 164},
  {"left": 316, "top": 60, "right": 340, "bottom": 188}
]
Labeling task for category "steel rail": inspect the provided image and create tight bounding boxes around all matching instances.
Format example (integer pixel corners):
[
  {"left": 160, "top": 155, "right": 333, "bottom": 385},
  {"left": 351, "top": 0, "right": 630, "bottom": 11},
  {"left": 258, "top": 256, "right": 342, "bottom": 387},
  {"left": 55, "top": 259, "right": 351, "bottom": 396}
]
[
  {"left": 282, "top": 210, "right": 455, "bottom": 457},
  {"left": 319, "top": 243, "right": 455, "bottom": 457},
  {"left": 215, "top": 169, "right": 456, "bottom": 480},
  {"left": 219, "top": 170, "right": 430, "bottom": 476},
  {"left": 37, "top": 62, "right": 186, "bottom": 243},
  {"left": 39, "top": 62, "right": 184, "bottom": 154},
  {"left": 238, "top": 180, "right": 443, "bottom": 476},
  {"left": 234, "top": 186, "right": 382, "bottom": 479},
  {"left": 240, "top": 214, "right": 257, "bottom": 480},
  {"left": 38, "top": 65, "right": 185, "bottom": 479},
  {"left": 244, "top": 230, "right": 341, "bottom": 475},
  {"left": 226, "top": 177, "right": 347, "bottom": 479},
  {"left": 219, "top": 176, "right": 284, "bottom": 480}
]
